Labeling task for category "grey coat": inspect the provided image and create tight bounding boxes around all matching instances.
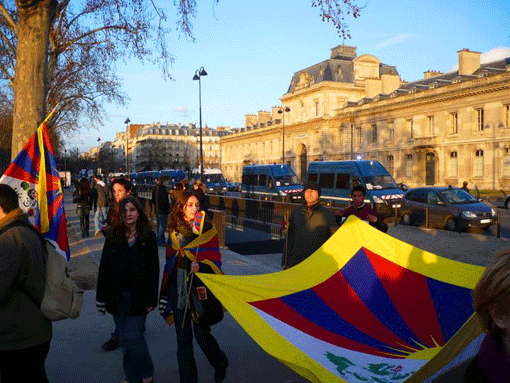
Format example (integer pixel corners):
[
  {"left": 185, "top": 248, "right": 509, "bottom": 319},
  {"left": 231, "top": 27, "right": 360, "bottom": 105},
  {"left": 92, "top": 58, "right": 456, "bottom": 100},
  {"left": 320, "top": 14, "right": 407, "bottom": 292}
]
[
  {"left": 282, "top": 203, "right": 338, "bottom": 268},
  {"left": 0, "top": 212, "right": 52, "bottom": 350}
]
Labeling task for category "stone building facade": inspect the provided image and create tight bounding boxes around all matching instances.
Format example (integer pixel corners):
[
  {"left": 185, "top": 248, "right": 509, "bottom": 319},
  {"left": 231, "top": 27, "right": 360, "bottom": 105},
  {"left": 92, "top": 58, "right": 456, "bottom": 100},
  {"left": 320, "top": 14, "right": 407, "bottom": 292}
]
[
  {"left": 129, "top": 123, "right": 226, "bottom": 172},
  {"left": 221, "top": 45, "right": 510, "bottom": 191}
]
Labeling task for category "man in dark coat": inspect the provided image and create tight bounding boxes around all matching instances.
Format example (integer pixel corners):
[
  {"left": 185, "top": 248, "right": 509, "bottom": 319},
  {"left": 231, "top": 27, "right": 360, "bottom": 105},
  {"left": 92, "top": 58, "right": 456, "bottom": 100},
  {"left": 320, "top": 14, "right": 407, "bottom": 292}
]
[
  {"left": 151, "top": 176, "right": 170, "bottom": 246},
  {"left": 0, "top": 184, "right": 52, "bottom": 382},
  {"left": 281, "top": 181, "right": 338, "bottom": 269}
]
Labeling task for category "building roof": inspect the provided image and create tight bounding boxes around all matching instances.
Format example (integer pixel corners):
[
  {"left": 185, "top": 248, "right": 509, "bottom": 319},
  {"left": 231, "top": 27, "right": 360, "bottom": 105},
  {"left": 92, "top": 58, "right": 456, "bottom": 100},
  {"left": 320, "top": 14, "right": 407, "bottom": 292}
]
[{"left": 286, "top": 45, "right": 398, "bottom": 93}]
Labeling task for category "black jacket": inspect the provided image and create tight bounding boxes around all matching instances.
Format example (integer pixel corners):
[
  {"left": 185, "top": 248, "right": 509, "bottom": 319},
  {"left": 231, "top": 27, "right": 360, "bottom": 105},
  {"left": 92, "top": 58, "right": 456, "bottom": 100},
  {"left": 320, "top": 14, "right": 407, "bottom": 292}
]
[
  {"left": 96, "top": 230, "right": 159, "bottom": 316},
  {"left": 152, "top": 184, "right": 170, "bottom": 215}
]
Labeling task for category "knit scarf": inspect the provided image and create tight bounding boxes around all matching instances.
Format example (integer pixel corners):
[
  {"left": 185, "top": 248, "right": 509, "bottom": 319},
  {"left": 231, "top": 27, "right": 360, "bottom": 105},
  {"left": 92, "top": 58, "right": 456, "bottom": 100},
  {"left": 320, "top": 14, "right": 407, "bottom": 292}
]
[{"left": 0, "top": 208, "right": 25, "bottom": 231}]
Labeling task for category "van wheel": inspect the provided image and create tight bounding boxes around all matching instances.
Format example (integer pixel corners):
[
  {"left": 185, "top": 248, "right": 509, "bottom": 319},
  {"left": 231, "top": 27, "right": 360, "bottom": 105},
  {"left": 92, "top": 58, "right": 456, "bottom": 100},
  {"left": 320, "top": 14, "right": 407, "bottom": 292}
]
[
  {"left": 401, "top": 213, "right": 412, "bottom": 226},
  {"left": 446, "top": 217, "right": 457, "bottom": 231}
]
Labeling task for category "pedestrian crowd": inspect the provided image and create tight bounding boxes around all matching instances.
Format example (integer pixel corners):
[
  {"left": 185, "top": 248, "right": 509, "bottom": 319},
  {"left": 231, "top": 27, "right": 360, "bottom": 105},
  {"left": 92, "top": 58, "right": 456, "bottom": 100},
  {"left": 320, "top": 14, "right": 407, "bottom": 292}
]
[{"left": 0, "top": 174, "right": 507, "bottom": 383}]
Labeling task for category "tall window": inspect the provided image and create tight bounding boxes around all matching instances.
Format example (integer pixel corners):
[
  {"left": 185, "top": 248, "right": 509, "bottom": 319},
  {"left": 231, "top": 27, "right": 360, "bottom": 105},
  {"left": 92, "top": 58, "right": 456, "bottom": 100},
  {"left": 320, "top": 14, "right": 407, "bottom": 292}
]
[
  {"left": 476, "top": 108, "right": 484, "bottom": 131},
  {"left": 506, "top": 105, "right": 510, "bottom": 128},
  {"left": 300, "top": 101, "right": 305, "bottom": 120},
  {"left": 315, "top": 101, "right": 319, "bottom": 116},
  {"left": 406, "top": 154, "right": 413, "bottom": 178},
  {"left": 387, "top": 155, "right": 394, "bottom": 176},
  {"left": 388, "top": 122, "right": 394, "bottom": 141},
  {"left": 449, "top": 151, "right": 458, "bottom": 177},
  {"left": 428, "top": 116, "right": 435, "bottom": 136},
  {"left": 372, "top": 124, "right": 377, "bottom": 143},
  {"left": 450, "top": 112, "right": 458, "bottom": 134},
  {"left": 357, "top": 126, "right": 362, "bottom": 144},
  {"left": 475, "top": 150, "right": 484, "bottom": 177},
  {"left": 504, "top": 148, "right": 510, "bottom": 177},
  {"left": 407, "top": 119, "right": 414, "bottom": 138}
]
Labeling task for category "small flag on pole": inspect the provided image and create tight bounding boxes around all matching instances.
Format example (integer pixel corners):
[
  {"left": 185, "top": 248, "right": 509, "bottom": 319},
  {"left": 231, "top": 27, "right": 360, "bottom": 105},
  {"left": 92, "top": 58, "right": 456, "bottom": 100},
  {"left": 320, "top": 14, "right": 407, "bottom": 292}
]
[{"left": 192, "top": 210, "right": 206, "bottom": 236}]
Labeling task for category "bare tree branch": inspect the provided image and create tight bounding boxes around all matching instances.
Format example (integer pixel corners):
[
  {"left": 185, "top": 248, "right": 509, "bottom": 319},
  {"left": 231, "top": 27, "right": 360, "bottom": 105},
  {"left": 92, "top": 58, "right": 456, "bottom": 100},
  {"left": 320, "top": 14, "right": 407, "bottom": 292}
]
[{"left": 0, "top": 4, "right": 17, "bottom": 34}]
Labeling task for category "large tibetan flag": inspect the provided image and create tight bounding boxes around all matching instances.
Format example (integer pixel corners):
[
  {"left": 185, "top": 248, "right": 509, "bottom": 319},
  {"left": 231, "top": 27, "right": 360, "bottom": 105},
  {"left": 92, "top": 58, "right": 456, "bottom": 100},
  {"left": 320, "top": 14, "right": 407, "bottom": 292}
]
[
  {"left": 197, "top": 215, "right": 486, "bottom": 383},
  {"left": 0, "top": 121, "right": 70, "bottom": 259}
]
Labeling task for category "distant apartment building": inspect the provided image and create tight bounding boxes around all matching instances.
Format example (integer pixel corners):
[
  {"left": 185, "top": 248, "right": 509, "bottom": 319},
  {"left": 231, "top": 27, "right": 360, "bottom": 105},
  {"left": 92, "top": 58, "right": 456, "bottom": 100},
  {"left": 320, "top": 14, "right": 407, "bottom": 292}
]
[{"left": 221, "top": 45, "right": 510, "bottom": 191}]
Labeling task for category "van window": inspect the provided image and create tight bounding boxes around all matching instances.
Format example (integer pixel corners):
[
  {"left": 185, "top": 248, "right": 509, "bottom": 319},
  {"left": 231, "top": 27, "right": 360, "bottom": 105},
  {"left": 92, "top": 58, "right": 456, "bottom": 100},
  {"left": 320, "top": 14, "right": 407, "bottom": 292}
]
[
  {"left": 248, "top": 174, "right": 257, "bottom": 185},
  {"left": 319, "top": 173, "right": 334, "bottom": 189},
  {"left": 258, "top": 174, "right": 267, "bottom": 186},
  {"left": 308, "top": 173, "right": 318, "bottom": 183},
  {"left": 336, "top": 173, "right": 350, "bottom": 190}
]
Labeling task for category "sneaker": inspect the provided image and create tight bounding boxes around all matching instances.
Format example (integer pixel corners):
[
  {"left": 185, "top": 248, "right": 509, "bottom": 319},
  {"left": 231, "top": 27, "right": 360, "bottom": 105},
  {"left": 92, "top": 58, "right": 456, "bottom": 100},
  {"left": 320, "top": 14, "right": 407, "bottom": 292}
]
[
  {"left": 101, "top": 337, "right": 119, "bottom": 351},
  {"left": 214, "top": 365, "right": 227, "bottom": 382},
  {"left": 94, "top": 230, "right": 101, "bottom": 237}
]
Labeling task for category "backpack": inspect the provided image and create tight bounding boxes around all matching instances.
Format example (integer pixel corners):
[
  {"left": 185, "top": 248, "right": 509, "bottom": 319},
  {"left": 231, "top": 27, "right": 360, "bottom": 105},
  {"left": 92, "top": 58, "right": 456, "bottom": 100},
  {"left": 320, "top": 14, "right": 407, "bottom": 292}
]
[{"left": 0, "top": 220, "right": 84, "bottom": 321}]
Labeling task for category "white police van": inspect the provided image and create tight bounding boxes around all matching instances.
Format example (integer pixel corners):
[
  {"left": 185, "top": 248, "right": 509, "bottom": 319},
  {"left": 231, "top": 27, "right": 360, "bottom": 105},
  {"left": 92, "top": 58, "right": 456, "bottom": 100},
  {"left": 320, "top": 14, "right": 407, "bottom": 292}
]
[{"left": 307, "top": 160, "right": 403, "bottom": 218}]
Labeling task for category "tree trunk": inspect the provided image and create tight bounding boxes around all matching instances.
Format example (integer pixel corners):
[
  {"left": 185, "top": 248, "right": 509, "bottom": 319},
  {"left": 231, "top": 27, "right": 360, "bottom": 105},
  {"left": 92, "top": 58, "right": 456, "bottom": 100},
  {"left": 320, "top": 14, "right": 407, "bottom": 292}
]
[{"left": 11, "top": 0, "right": 54, "bottom": 160}]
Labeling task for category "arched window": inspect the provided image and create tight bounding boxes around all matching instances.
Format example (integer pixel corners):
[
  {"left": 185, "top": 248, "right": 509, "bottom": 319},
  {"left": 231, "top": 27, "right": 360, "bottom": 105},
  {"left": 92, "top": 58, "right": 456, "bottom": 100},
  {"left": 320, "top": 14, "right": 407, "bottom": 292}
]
[
  {"left": 449, "top": 151, "right": 458, "bottom": 177},
  {"left": 475, "top": 150, "right": 484, "bottom": 177}
]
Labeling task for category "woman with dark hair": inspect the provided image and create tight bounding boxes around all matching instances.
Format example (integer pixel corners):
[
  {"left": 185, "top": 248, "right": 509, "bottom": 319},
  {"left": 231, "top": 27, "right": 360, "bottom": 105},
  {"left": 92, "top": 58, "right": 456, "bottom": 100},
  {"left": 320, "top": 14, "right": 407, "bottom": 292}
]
[
  {"left": 96, "top": 195, "right": 159, "bottom": 383},
  {"left": 159, "top": 191, "right": 228, "bottom": 383},
  {"left": 433, "top": 249, "right": 510, "bottom": 382},
  {"left": 73, "top": 177, "right": 92, "bottom": 237}
]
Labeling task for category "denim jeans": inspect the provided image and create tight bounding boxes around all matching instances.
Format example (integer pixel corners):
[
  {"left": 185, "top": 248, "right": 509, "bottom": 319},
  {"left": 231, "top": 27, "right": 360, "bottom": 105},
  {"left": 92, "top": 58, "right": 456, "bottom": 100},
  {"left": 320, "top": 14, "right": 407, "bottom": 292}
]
[
  {"left": 113, "top": 291, "right": 154, "bottom": 383},
  {"left": 94, "top": 206, "right": 108, "bottom": 232},
  {"left": 156, "top": 214, "right": 168, "bottom": 245},
  {"left": 169, "top": 274, "right": 228, "bottom": 383}
]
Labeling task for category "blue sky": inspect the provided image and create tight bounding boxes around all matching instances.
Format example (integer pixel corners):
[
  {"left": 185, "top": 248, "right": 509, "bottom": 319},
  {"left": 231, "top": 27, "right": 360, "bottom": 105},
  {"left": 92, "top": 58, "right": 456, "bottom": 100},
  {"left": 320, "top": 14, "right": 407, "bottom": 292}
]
[{"left": 69, "top": 0, "right": 510, "bottom": 151}]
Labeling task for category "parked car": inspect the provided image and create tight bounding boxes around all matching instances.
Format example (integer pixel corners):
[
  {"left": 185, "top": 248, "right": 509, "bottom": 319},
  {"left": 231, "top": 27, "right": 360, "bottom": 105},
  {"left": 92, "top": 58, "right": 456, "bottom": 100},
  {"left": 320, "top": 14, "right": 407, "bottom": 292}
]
[
  {"left": 227, "top": 181, "right": 241, "bottom": 192},
  {"left": 400, "top": 187, "right": 497, "bottom": 231}
]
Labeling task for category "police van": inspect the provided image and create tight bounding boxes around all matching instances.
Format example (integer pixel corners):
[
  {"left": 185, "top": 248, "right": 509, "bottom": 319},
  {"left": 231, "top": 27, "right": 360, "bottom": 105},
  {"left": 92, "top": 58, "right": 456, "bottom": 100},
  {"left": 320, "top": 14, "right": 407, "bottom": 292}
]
[
  {"left": 192, "top": 168, "right": 227, "bottom": 195},
  {"left": 241, "top": 164, "right": 303, "bottom": 202},
  {"left": 307, "top": 160, "right": 403, "bottom": 218}
]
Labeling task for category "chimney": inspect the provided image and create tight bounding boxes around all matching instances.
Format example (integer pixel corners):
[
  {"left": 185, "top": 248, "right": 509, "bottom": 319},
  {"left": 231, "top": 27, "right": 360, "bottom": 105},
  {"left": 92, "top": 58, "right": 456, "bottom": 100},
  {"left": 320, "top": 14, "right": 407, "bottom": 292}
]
[
  {"left": 245, "top": 114, "right": 257, "bottom": 127},
  {"left": 331, "top": 45, "right": 357, "bottom": 59},
  {"left": 257, "top": 110, "right": 271, "bottom": 124},
  {"left": 424, "top": 70, "right": 443, "bottom": 79},
  {"left": 458, "top": 49, "right": 481, "bottom": 75}
]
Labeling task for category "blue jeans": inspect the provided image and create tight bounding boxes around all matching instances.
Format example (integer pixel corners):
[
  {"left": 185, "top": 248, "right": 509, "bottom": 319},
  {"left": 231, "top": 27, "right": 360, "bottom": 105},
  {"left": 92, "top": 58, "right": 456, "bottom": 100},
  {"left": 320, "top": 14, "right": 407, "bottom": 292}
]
[
  {"left": 94, "top": 206, "right": 108, "bottom": 232},
  {"left": 113, "top": 291, "right": 154, "bottom": 383},
  {"left": 169, "top": 275, "right": 228, "bottom": 383},
  {"left": 156, "top": 214, "right": 168, "bottom": 245}
]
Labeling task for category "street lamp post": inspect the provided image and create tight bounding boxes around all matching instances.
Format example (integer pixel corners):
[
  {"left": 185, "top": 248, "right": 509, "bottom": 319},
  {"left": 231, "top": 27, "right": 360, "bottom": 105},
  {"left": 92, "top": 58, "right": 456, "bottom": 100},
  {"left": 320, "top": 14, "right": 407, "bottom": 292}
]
[
  {"left": 124, "top": 117, "right": 130, "bottom": 173},
  {"left": 64, "top": 148, "right": 67, "bottom": 188},
  {"left": 193, "top": 67, "right": 207, "bottom": 181},
  {"left": 277, "top": 106, "right": 291, "bottom": 164}
]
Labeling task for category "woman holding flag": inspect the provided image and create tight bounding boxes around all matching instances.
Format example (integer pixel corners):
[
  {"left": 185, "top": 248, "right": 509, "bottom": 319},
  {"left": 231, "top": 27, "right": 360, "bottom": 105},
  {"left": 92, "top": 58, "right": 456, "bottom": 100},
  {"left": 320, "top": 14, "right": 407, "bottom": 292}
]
[{"left": 159, "top": 191, "right": 228, "bottom": 383}]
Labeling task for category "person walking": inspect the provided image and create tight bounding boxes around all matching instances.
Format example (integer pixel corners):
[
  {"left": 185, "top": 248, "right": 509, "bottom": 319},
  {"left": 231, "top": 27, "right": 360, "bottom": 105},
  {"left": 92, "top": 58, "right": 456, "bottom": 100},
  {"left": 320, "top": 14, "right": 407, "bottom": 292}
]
[
  {"left": 281, "top": 181, "right": 338, "bottom": 269},
  {"left": 0, "top": 184, "right": 52, "bottom": 383},
  {"left": 159, "top": 191, "right": 229, "bottom": 383},
  {"left": 73, "top": 177, "right": 92, "bottom": 238},
  {"left": 151, "top": 176, "right": 170, "bottom": 246},
  {"left": 96, "top": 196, "right": 159, "bottom": 383},
  {"left": 461, "top": 181, "right": 470, "bottom": 194},
  {"left": 93, "top": 174, "right": 109, "bottom": 237},
  {"left": 100, "top": 177, "right": 132, "bottom": 352}
]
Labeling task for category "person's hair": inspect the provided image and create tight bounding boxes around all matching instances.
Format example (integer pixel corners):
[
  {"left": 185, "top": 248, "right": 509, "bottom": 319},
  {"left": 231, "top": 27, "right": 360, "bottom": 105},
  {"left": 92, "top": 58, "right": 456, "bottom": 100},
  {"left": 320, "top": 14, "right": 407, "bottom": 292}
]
[
  {"left": 181, "top": 179, "right": 190, "bottom": 190},
  {"left": 156, "top": 176, "right": 163, "bottom": 185},
  {"left": 351, "top": 184, "right": 366, "bottom": 196},
  {"left": 94, "top": 174, "right": 102, "bottom": 181},
  {"left": 113, "top": 195, "right": 152, "bottom": 239},
  {"left": 80, "top": 178, "right": 91, "bottom": 195},
  {"left": 112, "top": 177, "right": 132, "bottom": 192},
  {"left": 463, "top": 181, "right": 468, "bottom": 186},
  {"left": 472, "top": 249, "right": 510, "bottom": 338},
  {"left": 0, "top": 184, "right": 20, "bottom": 214},
  {"left": 194, "top": 180, "right": 205, "bottom": 192},
  {"left": 169, "top": 191, "right": 199, "bottom": 231}
]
